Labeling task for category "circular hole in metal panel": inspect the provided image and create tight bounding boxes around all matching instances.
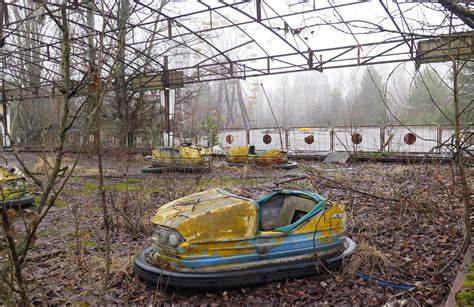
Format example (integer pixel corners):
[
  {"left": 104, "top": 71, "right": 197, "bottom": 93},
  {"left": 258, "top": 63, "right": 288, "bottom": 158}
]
[
  {"left": 304, "top": 135, "right": 314, "bottom": 144},
  {"left": 225, "top": 135, "right": 234, "bottom": 144},
  {"left": 404, "top": 133, "right": 416, "bottom": 145},
  {"left": 263, "top": 134, "right": 272, "bottom": 144},
  {"left": 351, "top": 133, "right": 363, "bottom": 145}
]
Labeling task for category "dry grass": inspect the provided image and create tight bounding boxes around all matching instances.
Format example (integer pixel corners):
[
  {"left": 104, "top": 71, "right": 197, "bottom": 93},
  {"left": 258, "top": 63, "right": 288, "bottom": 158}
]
[
  {"left": 345, "top": 242, "right": 399, "bottom": 276},
  {"left": 391, "top": 165, "right": 411, "bottom": 176},
  {"left": 32, "top": 155, "right": 99, "bottom": 176},
  {"left": 54, "top": 253, "right": 136, "bottom": 302},
  {"left": 131, "top": 154, "right": 145, "bottom": 162},
  {"left": 109, "top": 190, "right": 155, "bottom": 236},
  {"left": 87, "top": 254, "right": 133, "bottom": 276}
]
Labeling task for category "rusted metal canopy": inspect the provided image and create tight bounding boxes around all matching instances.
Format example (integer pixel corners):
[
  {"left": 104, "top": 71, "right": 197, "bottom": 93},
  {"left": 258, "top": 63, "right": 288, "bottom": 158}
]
[{"left": 0, "top": 0, "right": 472, "bottom": 101}]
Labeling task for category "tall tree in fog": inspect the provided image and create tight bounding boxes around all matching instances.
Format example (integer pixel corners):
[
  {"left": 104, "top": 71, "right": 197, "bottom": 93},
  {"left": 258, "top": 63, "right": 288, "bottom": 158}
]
[
  {"left": 451, "top": 61, "right": 473, "bottom": 123},
  {"left": 323, "top": 88, "right": 346, "bottom": 125},
  {"left": 354, "top": 67, "right": 386, "bottom": 125},
  {"left": 292, "top": 72, "right": 332, "bottom": 126},
  {"left": 354, "top": 67, "right": 387, "bottom": 125},
  {"left": 280, "top": 75, "right": 290, "bottom": 127},
  {"left": 405, "top": 67, "right": 451, "bottom": 124}
]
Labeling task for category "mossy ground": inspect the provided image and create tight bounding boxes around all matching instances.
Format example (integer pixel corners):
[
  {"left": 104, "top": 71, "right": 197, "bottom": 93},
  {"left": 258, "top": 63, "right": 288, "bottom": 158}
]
[
  {"left": 456, "top": 262, "right": 474, "bottom": 306},
  {"left": 82, "top": 178, "right": 161, "bottom": 193},
  {"left": 33, "top": 196, "right": 68, "bottom": 208}
]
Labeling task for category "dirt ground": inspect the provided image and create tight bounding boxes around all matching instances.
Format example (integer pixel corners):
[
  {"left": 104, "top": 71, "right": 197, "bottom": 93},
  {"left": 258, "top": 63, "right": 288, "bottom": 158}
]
[{"left": 1, "top": 153, "right": 471, "bottom": 305}]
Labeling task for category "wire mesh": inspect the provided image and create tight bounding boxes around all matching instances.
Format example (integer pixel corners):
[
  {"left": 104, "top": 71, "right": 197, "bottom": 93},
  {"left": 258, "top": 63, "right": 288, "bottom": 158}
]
[
  {"left": 9, "top": 124, "right": 474, "bottom": 156},
  {"left": 333, "top": 126, "right": 381, "bottom": 152},
  {"left": 384, "top": 125, "right": 439, "bottom": 153},
  {"left": 440, "top": 124, "right": 473, "bottom": 154},
  {"left": 217, "top": 129, "right": 248, "bottom": 149},
  {"left": 248, "top": 128, "right": 286, "bottom": 151},
  {"left": 287, "top": 127, "right": 332, "bottom": 154}
]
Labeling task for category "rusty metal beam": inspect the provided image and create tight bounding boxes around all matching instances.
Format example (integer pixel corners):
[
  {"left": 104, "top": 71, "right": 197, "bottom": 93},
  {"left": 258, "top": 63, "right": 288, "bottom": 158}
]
[
  {"left": 5, "top": 36, "right": 437, "bottom": 101},
  {"left": 256, "top": 0, "right": 262, "bottom": 22},
  {"left": 1, "top": 0, "right": 472, "bottom": 105}
]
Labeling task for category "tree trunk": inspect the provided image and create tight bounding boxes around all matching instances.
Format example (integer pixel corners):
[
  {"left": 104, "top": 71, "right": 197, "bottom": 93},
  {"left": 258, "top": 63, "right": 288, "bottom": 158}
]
[
  {"left": 115, "top": 0, "right": 130, "bottom": 146},
  {"left": 452, "top": 60, "right": 472, "bottom": 247},
  {"left": 84, "top": 0, "right": 96, "bottom": 136}
]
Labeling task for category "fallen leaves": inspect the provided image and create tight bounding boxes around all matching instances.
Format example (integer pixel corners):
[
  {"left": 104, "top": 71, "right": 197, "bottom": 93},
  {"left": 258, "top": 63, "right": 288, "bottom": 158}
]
[
  {"left": 7, "top": 162, "right": 469, "bottom": 305},
  {"left": 24, "top": 209, "right": 40, "bottom": 223}
]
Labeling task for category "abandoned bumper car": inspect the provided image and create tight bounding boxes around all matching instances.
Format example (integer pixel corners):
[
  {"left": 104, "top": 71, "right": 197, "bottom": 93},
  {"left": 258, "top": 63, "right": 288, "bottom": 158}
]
[
  {"left": 142, "top": 146, "right": 212, "bottom": 173},
  {"left": 0, "top": 166, "right": 34, "bottom": 209},
  {"left": 226, "top": 145, "right": 298, "bottom": 170},
  {"left": 134, "top": 188, "right": 356, "bottom": 288}
]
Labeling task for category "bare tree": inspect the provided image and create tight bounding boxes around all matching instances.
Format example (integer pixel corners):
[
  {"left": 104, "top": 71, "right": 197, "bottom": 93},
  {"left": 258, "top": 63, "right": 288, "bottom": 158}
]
[{"left": 0, "top": 3, "right": 89, "bottom": 304}]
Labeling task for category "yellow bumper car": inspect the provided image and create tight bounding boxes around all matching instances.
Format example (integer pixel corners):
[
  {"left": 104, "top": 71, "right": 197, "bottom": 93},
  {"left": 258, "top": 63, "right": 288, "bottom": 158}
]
[
  {"left": 142, "top": 146, "right": 211, "bottom": 173},
  {"left": 0, "top": 166, "right": 34, "bottom": 209},
  {"left": 226, "top": 145, "right": 298, "bottom": 170},
  {"left": 134, "top": 188, "right": 355, "bottom": 288}
]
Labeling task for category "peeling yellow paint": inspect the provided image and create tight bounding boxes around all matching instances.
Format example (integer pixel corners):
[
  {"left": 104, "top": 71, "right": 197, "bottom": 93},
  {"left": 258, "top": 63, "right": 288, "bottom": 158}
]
[
  {"left": 227, "top": 146, "right": 249, "bottom": 156},
  {"left": 151, "top": 240, "right": 258, "bottom": 265},
  {"left": 296, "top": 203, "right": 345, "bottom": 234},
  {"left": 150, "top": 190, "right": 348, "bottom": 270},
  {"left": 151, "top": 146, "right": 210, "bottom": 166},
  {"left": 155, "top": 244, "right": 343, "bottom": 272},
  {"left": 0, "top": 167, "right": 30, "bottom": 200},
  {"left": 226, "top": 146, "right": 288, "bottom": 165},
  {"left": 151, "top": 189, "right": 257, "bottom": 244},
  {"left": 259, "top": 231, "right": 285, "bottom": 237}
]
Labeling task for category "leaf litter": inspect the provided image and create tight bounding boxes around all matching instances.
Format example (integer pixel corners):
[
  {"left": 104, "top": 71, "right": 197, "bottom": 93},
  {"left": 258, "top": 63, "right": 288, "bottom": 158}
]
[{"left": 4, "top": 160, "right": 470, "bottom": 305}]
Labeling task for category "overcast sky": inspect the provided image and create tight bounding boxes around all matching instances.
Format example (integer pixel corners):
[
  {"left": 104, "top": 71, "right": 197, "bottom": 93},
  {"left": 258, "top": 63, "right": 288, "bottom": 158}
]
[{"left": 152, "top": 1, "right": 461, "bottom": 97}]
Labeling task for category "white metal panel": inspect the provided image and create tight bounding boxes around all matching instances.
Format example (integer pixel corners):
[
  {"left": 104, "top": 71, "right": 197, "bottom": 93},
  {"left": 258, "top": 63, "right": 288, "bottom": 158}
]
[
  {"left": 440, "top": 124, "right": 473, "bottom": 154},
  {"left": 385, "top": 125, "right": 439, "bottom": 153},
  {"left": 218, "top": 129, "right": 248, "bottom": 149},
  {"left": 288, "top": 127, "right": 332, "bottom": 154},
  {"left": 333, "top": 126, "right": 381, "bottom": 152},
  {"left": 440, "top": 126, "right": 455, "bottom": 153},
  {"left": 248, "top": 128, "right": 286, "bottom": 151}
]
